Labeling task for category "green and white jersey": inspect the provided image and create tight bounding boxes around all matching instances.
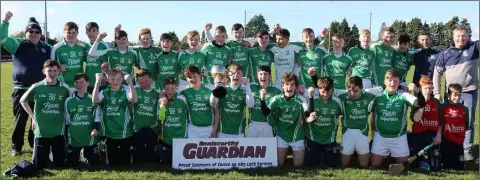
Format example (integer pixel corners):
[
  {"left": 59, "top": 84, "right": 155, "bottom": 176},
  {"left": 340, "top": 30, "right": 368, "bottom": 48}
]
[
  {"left": 369, "top": 90, "right": 417, "bottom": 138},
  {"left": 269, "top": 44, "right": 302, "bottom": 84},
  {"left": 218, "top": 86, "right": 247, "bottom": 135},
  {"left": 97, "top": 86, "right": 134, "bottom": 139},
  {"left": 249, "top": 83, "right": 282, "bottom": 124},
  {"left": 134, "top": 46, "right": 162, "bottom": 80},
  {"left": 227, "top": 40, "right": 250, "bottom": 77},
  {"left": 348, "top": 46, "right": 375, "bottom": 79},
  {"left": 90, "top": 46, "right": 138, "bottom": 85},
  {"left": 132, "top": 87, "right": 160, "bottom": 133},
  {"left": 65, "top": 92, "right": 99, "bottom": 147},
  {"left": 370, "top": 43, "right": 394, "bottom": 86},
  {"left": 268, "top": 94, "right": 308, "bottom": 142},
  {"left": 393, "top": 50, "right": 413, "bottom": 82},
  {"left": 156, "top": 51, "right": 180, "bottom": 91},
  {"left": 161, "top": 94, "right": 189, "bottom": 145},
  {"left": 337, "top": 88, "right": 379, "bottom": 136},
  {"left": 322, "top": 52, "right": 353, "bottom": 89},
  {"left": 298, "top": 45, "right": 327, "bottom": 88},
  {"left": 177, "top": 49, "right": 206, "bottom": 81},
  {"left": 306, "top": 97, "right": 342, "bottom": 144},
  {"left": 248, "top": 45, "right": 274, "bottom": 84},
  {"left": 180, "top": 85, "right": 214, "bottom": 127},
  {"left": 85, "top": 41, "right": 110, "bottom": 87},
  {"left": 202, "top": 42, "right": 232, "bottom": 84},
  {"left": 51, "top": 40, "right": 88, "bottom": 87},
  {"left": 20, "top": 79, "right": 70, "bottom": 138}
]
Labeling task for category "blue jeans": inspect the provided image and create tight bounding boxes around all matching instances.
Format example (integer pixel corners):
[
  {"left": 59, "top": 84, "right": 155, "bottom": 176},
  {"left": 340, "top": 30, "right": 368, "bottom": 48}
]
[{"left": 461, "top": 89, "right": 478, "bottom": 153}]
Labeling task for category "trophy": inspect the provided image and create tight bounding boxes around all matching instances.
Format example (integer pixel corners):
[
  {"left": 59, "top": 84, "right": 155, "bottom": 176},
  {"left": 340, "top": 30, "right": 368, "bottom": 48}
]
[{"left": 211, "top": 65, "right": 227, "bottom": 98}]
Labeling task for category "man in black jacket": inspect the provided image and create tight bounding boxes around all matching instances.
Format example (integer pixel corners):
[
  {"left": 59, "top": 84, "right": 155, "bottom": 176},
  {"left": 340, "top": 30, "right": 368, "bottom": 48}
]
[
  {"left": 412, "top": 32, "right": 441, "bottom": 88},
  {"left": 1, "top": 11, "right": 52, "bottom": 156}
]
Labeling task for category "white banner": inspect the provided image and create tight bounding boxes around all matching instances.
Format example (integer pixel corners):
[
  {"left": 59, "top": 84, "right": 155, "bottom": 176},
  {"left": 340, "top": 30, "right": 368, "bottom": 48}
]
[{"left": 172, "top": 137, "right": 278, "bottom": 170}]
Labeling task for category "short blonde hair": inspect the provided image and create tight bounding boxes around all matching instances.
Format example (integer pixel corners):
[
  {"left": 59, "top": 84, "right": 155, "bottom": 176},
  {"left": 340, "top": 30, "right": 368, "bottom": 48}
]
[
  {"left": 187, "top": 30, "right": 199, "bottom": 40},
  {"left": 360, "top": 29, "right": 370, "bottom": 36}
]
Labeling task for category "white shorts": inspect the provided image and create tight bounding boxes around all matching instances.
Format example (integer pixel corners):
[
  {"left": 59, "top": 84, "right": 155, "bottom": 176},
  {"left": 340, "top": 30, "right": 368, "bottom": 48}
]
[
  {"left": 217, "top": 133, "right": 245, "bottom": 138},
  {"left": 187, "top": 124, "right": 213, "bottom": 139},
  {"left": 362, "top": 78, "right": 373, "bottom": 89},
  {"left": 276, "top": 136, "right": 305, "bottom": 151},
  {"left": 246, "top": 121, "right": 274, "bottom": 138},
  {"left": 371, "top": 132, "right": 409, "bottom": 157},
  {"left": 340, "top": 129, "right": 370, "bottom": 155}
]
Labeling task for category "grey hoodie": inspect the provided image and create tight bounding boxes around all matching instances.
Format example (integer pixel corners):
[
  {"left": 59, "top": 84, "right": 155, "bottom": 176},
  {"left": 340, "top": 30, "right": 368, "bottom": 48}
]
[{"left": 433, "top": 40, "right": 479, "bottom": 95}]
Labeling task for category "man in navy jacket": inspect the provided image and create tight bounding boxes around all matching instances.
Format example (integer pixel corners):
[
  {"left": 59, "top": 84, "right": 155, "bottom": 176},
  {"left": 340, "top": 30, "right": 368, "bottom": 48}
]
[
  {"left": 433, "top": 25, "right": 479, "bottom": 161},
  {"left": 1, "top": 11, "right": 52, "bottom": 156},
  {"left": 412, "top": 32, "right": 441, "bottom": 87}
]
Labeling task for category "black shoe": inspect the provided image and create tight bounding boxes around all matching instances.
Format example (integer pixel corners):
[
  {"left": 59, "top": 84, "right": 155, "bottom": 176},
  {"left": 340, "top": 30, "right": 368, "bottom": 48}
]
[{"left": 11, "top": 149, "right": 21, "bottom": 157}]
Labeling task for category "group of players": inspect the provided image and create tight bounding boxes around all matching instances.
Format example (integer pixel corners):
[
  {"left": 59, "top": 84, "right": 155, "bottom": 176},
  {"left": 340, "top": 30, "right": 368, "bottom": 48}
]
[{"left": 1, "top": 11, "right": 470, "bottom": 172}]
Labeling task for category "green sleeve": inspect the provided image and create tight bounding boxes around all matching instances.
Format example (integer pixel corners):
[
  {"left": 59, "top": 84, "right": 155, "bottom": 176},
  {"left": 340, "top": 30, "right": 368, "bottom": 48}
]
[
  {"left": 0, "top": 21, "right": 23, "bottom": 54},
  {"left": 20, "top": 85, "right": 36, "bottom": 103},
  {"left": 159, "top": 105, "right": 166, "bottom": 121}
]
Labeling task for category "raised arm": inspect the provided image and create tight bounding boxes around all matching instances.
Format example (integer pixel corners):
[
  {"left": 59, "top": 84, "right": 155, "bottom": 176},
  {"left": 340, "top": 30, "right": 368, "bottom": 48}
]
[
  {"left": 124, "top": 74, "right": 138, "bottom": 104},
  {"left": 88, "top": 32, "right": 111, "bottom": 57},
  {"left": 92, "top": 73, "right": 103, "bottom": 104},
  {"left": 260, "top": 89, "right": 271, "bottom": 116},
  {"left": 205, "top": 23, "right": 214, "bottom": 42},
  {"left": 244, "top": 80, "right": 254, "bottom": 108},
  {"left": 1, "top": 11, "right": 23, "bottom": 55}
]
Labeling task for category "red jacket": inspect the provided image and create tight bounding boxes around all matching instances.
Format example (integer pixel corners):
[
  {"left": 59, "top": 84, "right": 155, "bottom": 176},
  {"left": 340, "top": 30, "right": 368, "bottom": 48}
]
[
  {"left": 441, "top": 102, "right": 469, "bottom": 145},
  {"left": 411, "top": 99, "right": 441, "bottom": 133}
]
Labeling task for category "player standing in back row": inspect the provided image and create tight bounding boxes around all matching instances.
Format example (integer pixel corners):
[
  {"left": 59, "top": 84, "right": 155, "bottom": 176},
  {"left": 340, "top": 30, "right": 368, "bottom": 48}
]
[
  {"left": 370, "top": 27, "right": 395, "bottom": 87},
  {"left": 348, "top": 29, "right": 375, "bottom": 89}
]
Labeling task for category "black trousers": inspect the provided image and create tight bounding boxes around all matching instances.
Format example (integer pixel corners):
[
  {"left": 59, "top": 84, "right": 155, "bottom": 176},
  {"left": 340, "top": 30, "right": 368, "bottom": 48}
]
[
  {"left": 105, "top": 137, "right": 133, "bottom": 166},
  {"left": 407, "top": 131, "right": 441, "bottom": 170},
  {"left": 32, "top": 135, "right": 66, "bottom": 170},
  {"left": 133, "top": 128, "right": 158, "bottom": 163},
  {"left": 157, "top": 141, "right": 173, "bottom": 165},
  {"left": 66, "top": 145, "right": 100, "bottom": 166},
  {"left": 11, "top": 89, "right": 34, "bottom": 151},
  {"left": 441, "top": 139, "right": 465, "bottom": 170},
  {"left": 305, "top": 138, "right": 338, "bottom": 167}
]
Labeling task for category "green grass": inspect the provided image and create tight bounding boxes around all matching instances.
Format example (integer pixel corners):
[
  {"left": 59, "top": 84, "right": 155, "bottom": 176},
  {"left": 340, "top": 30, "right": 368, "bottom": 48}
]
[{"left": 1, "top": 62, "right": 478, "bottom": 179}]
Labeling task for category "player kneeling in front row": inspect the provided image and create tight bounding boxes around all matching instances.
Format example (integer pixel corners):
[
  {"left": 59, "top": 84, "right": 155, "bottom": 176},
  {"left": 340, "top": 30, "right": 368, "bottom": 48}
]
[
  {"left": 337, "top": 76, "right": 378, "bottom": 168},
  {"left": 132, "top": 68, "right": 160, "bottom": 163},
  {"left": 247, "top": 66, "right": 282, "bottom": 138},
  {"left": 440, "top": 84, "right": 469, "bottom": 170},
  {"left": 260, "top": 73, "right": 308, "bottom": 166},
  {"left": 211, "top": 64, "right": 254, "bottom": 138},
  {"left": 92, "top": 68, "right": 138, "bottom": 166},
  {"left": 369, "top": 68, "right": 426, "bottom": 168},
  {"left": 407, "top": 77, "right": 442, "bottom": 171},
  {"left": 65, "top": 73, "right": 101, "bottom": 166},
  {"left": 20, "top": 60, "right": 71, "bottom": 170},
  {"left": 304, "top": 77, "right": 342, "bottom": 167},
  {"left": 158, "top": 77, "right": 189, "bottom": 164}
]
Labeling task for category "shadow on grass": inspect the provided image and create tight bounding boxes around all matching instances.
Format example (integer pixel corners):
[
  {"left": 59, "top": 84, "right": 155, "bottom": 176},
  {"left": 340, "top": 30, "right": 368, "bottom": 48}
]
[{"left": 10, "top": 145, "right": 479, "bottom": 178}]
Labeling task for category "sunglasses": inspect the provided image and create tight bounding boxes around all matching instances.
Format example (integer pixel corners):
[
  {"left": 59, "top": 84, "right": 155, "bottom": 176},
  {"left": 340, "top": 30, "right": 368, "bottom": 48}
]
[{"left": 28, "top": 30, "right": 41, "bottom": 34}]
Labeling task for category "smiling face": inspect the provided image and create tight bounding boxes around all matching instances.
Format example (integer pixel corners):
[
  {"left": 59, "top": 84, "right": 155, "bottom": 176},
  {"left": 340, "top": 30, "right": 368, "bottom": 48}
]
[
  {"left": 137, "top": 75, "right": 152, "bottom": 90},
  {"left": 384, "top": 75, "right": 400, "bottom": 94},
  {"left": 74, "top": 77, "right": 88, "bottom": 94},
  {"left": 86, "top": 27, "right": 99, "bottom": 42},
  {"left": 26, "top": 28, "right": 41, "bottom": 44},
  {"left": 257, "top": 34, "right": 270, "bottom": 48},
  {"left": 453, "top": 29, "right": 469, "bottom": 49},
  {"left": 64, "top": 28, "right": 79, "bottom": 43},
  {"left": 332, "top": 38, "right": 345, "bottom": 52},
  {"left": 359, "top": 33, "right": 371, "bottom": 47},
  {"left": 303, "top": 32, "right": 315, "bottom": 47},
  {"left": 115, "top": 36, "right": 128, "bottom": 48},
  {"left": 228, "top": 68, "right": 243, "bottom": 86},
  {"left": 188, "top": 35, "right": 200, "bottom": 49},
  {"left": 232, "top": 28, "right": 244, "bottom": 41},
  {"left": 161, "top": 39, "right": 172, "bottom": 52},
  {"left": 417, "top": 34, "right": 431, "bottom": 49},
  {"left": 382, "top": 31, "right": 395, "bottom": 45},
  {"left": 43, "top": 66, "right": 59, "bottom": 80},
  {"left": 257, "top": 70, "right": 270, "bottom": 86},
  {"left": 164, "top": 84, "right": 176, "bottom": 98},
  {"left": 214, "top": 31, "right": 227, "bottom": 45},
  {"left": 107, "top": 73, "right": 123, "bottom": 90},
  {"left": 282, "top": 80, "right": 297, "bottom": 97},
  {"left": 186, "top": 73, "right": 201, "bottom": 86},
  {"left": 139, "top": 34, "right": 152, "bottom": 47},
  {"left": 318, "top": 88, "right": 333, "bottom": 101}
]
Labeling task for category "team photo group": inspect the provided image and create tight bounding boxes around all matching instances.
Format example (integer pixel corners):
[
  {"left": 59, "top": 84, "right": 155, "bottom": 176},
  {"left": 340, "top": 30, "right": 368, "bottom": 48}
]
[{"left": 1, "top": 8, "right": 479, "bottom": 174}]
